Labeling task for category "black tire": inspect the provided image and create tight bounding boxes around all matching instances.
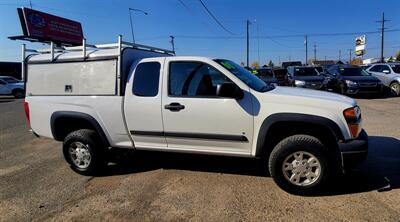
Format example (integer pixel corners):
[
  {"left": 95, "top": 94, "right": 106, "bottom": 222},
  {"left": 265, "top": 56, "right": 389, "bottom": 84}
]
[
  {"left": 63, "top": 129, "right": 108, "bottom": 175},
  {"left": 12, "top": 89, "right": 25, "bottom": 99},
  {"left": 389, "top": 82, "right": 400, "bottom": 96},
  {"left": 268, "top": 135, "right": 330, "bottom": 195}
]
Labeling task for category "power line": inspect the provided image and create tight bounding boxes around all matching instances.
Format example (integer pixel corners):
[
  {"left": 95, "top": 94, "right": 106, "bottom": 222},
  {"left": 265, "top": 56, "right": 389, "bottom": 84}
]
[
  {"left": 176, "top": 0, "right": 215, "bottom": 33},
  {"left": 198, "top": 0, "right": 237, "bottom": 35},
  {"left": 174, "top": 29, "right": 400, "bottom": 39}
]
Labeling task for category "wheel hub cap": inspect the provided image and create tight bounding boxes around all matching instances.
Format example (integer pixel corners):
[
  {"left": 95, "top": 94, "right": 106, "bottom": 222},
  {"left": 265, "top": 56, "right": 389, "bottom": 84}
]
[
  {"left": 69, "top": 142, "right": 91, "bottom": 169},
  {"left": 282, "top": 151, "right": 321, "bottom": 186}
]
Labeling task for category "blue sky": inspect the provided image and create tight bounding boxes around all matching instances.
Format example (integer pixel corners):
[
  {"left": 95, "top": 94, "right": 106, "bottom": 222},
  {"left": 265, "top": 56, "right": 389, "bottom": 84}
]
[{"left": 0, "top": 0, "right": 399, "bottom": 65}]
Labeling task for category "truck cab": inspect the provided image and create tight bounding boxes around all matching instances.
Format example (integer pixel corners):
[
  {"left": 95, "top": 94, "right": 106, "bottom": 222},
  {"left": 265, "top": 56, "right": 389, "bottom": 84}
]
[{"left": 23, "top": 37, "right": 368, "bottom": 195}]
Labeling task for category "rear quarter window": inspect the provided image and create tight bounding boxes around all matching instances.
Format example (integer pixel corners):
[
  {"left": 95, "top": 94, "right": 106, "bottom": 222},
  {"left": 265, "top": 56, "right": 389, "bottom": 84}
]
[{"left": 132, "top": 62, "right": 161, "bottom": 97}]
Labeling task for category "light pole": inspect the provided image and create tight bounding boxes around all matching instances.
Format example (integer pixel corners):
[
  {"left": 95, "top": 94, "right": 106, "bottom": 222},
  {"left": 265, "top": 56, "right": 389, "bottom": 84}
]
[{"left": 128, "top": 8, "right": 148, "bottom": 44}]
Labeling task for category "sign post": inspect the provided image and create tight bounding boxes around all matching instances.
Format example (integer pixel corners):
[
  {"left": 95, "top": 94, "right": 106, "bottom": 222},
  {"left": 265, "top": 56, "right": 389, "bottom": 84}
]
[{"left": 355, "top": 35, "right": 366, "bottom": 57}]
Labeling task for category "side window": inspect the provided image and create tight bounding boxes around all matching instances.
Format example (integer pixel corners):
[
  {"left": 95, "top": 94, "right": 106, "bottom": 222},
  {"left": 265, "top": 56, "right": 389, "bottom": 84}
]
[
  {"left": 369, "top": 65, "right": 382, "bottom": 72},
  {"left": 0, "top": 80, "right": 6, "bottom": 85},
  {"left": 132, "top": 62, "right": 161, "bottom": 97},
  {"left": 381, "top": 65, "right": 391, "bottom": 73},
  {"left": 169, "top": 62, "right": 232, "bottom": 97}
]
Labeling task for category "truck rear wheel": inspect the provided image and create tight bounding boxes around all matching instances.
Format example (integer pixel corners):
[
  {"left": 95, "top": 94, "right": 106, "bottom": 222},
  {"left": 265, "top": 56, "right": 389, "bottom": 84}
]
[
  {"left": 268, "top": 135, "right": 329, "bottom": 195},
  {"left": 63, "top": 129, "right": 107, "bottom": 175}
]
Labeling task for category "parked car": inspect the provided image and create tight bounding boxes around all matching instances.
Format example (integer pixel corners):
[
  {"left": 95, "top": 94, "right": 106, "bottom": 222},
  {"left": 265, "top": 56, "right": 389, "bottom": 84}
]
[
  {"left": 324, "top": 65, "right": 383, "bottom": 95},
  {"left": 287, "top": 66, "right": 326, "bottom": 90},
  {"left": 255, "top": 68, "right": 278, "bottom": 85},
  {"left": 309, "top": 65, "right": 323, "bottom": 73},
  {"left": 360, "top": 64, "right": 371, "bottom": 70},
  {"left": 366, "top": 63, "right": 400, "bottom": 96},
  {"left": 23, "top": 38, "right": 368, "bottom": 195},
  {"left": 0, "top": 76, "right": 25, "bottom": 98},
  {"left": 273, "top": 68, "right": 290, "bottom": 86}
]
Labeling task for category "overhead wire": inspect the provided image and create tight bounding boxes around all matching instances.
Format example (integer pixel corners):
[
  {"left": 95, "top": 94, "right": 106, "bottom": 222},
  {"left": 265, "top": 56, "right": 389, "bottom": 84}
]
[{"left": 197, "top": 0, "right": 237, "bottom": 35}]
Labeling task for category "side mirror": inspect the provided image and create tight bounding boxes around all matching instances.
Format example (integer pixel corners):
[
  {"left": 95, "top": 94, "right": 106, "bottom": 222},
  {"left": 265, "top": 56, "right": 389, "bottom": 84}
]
[
  {"left": 216, "top": 82, "right": 244, "bottom": 100},
  {"left": 383, "top": 70, "right": 390, "bottom": 74}
]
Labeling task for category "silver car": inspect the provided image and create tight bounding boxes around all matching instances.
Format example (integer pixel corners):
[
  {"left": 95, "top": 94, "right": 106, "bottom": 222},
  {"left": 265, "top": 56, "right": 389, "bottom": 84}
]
[
  {"left": 0, "top": 76, "right": 25, "bottom": 98},
  {"left": 367, "top": 63, "right": 400, "bottom": 96}
]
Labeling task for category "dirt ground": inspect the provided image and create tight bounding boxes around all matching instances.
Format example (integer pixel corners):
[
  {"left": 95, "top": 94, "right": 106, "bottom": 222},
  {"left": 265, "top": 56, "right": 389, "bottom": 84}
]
[{"left": 0, "top": 96, "right": 399, "bottom": 222}]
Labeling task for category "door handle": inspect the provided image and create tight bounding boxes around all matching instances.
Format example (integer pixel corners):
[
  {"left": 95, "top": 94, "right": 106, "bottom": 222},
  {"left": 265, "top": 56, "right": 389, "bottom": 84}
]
[{"left": 164, "top": 102, "right": 185, "bottom": 111}]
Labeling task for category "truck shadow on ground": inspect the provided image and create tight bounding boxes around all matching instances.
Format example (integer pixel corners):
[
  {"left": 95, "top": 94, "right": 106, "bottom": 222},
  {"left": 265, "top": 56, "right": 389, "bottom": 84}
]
[{"left": 101, "top": 136, "right": 400, "bottom": 196}]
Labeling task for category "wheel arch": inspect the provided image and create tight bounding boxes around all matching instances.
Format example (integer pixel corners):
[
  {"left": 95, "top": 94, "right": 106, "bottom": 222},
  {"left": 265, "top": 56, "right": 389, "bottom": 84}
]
[
  {"left": 50, "top": 111, "right": 110, "bottom": 147},
  {"left": 255, "top": 113, "right": 344, "bottom": 158}
]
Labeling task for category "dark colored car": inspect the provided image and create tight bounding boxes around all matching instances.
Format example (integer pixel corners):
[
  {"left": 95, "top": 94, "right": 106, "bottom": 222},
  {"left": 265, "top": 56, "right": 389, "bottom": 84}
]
[
  {"left": 287, "top": 66, "right": 326, "bottom": 90},
  {"left": 324, "top": 65, "right": 383, "bottom": 95},
  {"left": 255, "top": 68, "right": 278, "bottom": 85},
  {"left": 273, "top": 68, "right": 290, "bottom": 86}
]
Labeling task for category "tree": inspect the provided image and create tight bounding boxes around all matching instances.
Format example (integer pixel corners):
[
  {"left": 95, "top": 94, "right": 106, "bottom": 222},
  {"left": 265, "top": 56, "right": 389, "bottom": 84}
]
[
  {"left": 396, "top": 51, "right": 400, "bottom": 61},
  {"left": 251, "top": 61, "right": 260, "bottom": 69},
  {"left": 268, "top": 60, "right": 274, "bottom": 67},
  {"left": 350, "top": 58, "right": 363, "bottom": 65}
]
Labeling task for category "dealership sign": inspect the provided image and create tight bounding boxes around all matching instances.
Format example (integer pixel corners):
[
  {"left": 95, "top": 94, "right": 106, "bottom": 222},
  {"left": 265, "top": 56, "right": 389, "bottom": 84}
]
[
  {"left": 355, "top": 35, "right": 366, "bottom": 56},
  {"left": 17, "top": 7, "right": 83, "bottom": 45}
]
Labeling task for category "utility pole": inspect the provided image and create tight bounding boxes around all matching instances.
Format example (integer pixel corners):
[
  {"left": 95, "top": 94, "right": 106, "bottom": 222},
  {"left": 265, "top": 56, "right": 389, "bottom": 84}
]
[
  {"left": 376, "top": 12, "right": 390, "bottom": 63},
  {"left": 305, "top": 35, "right": 308, "bottom": 65},
  {"left": 339, "top": 49, "right": 341, "bottom": 61},
  {"left": 246, "top": 20, "right": 250, "bottom": 68},
  {"left": 313, "top": 44, "right": 317, "bottom": 62},
  {"left": 29, "top": 0, "right": 32, "bottom": 9},
  {"left": 169, "top": 35, "right": 175, "bottom": 52},
  {"left": 348, "top": 49, "right": 352, "bottom": 64}
]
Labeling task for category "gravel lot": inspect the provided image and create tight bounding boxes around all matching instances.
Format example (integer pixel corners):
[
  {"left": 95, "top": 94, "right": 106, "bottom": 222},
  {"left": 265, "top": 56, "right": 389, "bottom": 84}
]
[{"left": 1, "top": 96, "right": 399, "bottom": 222}]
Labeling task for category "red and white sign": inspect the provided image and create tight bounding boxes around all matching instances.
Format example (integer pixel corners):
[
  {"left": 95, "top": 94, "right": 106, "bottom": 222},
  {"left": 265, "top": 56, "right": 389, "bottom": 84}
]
[{"left": 21, "top": 7, "right": 83, "bottom": 45}]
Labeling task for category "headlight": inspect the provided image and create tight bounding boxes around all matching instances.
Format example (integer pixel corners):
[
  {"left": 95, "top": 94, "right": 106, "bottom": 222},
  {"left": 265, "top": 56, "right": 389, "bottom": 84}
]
[
  {"left": 345, "top": 80, "right": 358, "bottom": 87},
  {"left": 343, "top": 106, "right": 361, "bottom": 138},
  {"left": 294, "top": 80, "right": 306, "bottom": 86}
]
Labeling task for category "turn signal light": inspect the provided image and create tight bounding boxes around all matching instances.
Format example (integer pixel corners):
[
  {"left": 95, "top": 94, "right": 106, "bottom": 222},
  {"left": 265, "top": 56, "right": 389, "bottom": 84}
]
[
  {"left": 343, "top": 106, "right": 360, "bottom": 119},
  {"left": 348, "top": 124, "right": 360, "bottom": 138}
]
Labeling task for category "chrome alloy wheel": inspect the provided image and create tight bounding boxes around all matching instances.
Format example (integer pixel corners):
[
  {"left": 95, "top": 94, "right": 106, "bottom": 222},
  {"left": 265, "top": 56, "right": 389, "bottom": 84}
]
[
  {"left": 282, "top": 151, "right": 321, "bottom": 186},
  {"left": 390, "top": 82, "right": 400, "bottom": 96},
  {"left": 69, "top": 142, "right": 91, "bottom": 169}
]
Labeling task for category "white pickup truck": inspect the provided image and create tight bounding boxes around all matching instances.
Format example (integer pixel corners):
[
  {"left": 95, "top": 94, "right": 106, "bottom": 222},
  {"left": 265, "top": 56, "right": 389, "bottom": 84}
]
[{"left": 23, "top": 36, "right": 368, "bottom": 194}]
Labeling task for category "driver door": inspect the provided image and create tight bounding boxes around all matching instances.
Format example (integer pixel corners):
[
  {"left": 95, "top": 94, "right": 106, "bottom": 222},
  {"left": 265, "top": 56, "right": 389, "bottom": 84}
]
[{"left": 161, "top": 58, "right": 254, "bottom": 155}]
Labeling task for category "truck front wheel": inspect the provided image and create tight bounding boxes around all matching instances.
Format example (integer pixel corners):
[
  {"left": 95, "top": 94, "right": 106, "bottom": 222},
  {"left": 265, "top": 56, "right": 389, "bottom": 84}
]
[
  {"left": 268, "top": 135, "right": 330, "bottom": 195},
  {"left": 63, "top": 129, "right": 107, "bottom": 175}
]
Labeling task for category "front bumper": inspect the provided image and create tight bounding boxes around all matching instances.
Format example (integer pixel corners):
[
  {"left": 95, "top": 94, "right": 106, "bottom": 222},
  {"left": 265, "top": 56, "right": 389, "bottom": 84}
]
[
  {"left": 346, "top": 85, "right": 383, "bottom": 95},
  {"left": 339, "top": 129, "right": 368, "bottom": 169}
]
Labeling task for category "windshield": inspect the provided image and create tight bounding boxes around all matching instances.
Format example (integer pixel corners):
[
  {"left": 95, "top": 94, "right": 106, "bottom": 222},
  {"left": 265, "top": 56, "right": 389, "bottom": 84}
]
[
  {"left": 293, "top": 67, "right": 319, "bottom": 76},
  {"left": 314, "top": 67, "right": 323, "bottom": 72},
  {"left": 339, "top": 68, "right": 370, "bottom": 76},
  {"left": 390, "top": 65, "right": 400, "bottom": 73},
  {"left": 214, "top": 59, "right": 272, "bottom": 92},
  {"left": 1, "top": 77, "right": 19, "bottom": 83}
]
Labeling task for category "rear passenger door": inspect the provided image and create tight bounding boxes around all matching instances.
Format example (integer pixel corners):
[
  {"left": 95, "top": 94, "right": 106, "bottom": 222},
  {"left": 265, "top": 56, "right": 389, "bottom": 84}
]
[{"left": 124, "top": 58, "right": 167, "bottom": 149}]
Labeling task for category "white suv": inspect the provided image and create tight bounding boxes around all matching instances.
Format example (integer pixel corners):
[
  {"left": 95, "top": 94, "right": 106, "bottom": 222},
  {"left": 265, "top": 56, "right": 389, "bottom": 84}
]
[{"left": 367, "top": 63, "right": 400, "bottom": 96}]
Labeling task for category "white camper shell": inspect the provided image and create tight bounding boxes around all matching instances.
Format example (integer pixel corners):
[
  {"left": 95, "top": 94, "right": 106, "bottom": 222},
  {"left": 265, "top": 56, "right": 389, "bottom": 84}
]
[{"left": 23, "top": 36, "right": 174, "bottom": 96}]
